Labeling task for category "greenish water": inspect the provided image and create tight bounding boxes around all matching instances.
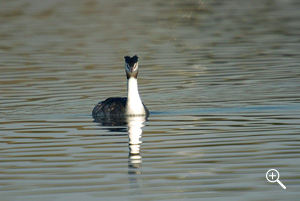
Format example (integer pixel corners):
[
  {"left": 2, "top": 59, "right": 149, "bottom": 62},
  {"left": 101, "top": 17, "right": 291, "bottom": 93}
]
[{"left": 1, "top": 0, "right": 300, "bottom": 200}]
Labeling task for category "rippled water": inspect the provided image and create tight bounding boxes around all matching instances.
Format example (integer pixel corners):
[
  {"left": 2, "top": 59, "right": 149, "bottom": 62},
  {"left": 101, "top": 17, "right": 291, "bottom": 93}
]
[{"left": 1, "top": 0, "right": 300, "bottom": 200}]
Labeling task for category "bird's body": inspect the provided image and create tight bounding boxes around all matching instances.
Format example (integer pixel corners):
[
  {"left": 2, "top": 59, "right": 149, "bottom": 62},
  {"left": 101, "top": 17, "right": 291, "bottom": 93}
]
[
  {"left": 92, "top": 55, "right": 149, "bottom": 119},
  {"left": 92, "top": 97, "right": 149, "bottom": 118}
]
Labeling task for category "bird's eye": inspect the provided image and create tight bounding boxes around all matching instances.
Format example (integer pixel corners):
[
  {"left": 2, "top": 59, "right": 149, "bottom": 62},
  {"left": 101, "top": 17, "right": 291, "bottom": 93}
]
[{"left": 133, "top": 63, "right": 137, "bottom": 70}]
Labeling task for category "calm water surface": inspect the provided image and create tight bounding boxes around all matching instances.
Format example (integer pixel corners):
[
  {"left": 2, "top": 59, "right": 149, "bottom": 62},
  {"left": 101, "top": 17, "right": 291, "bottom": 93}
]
[{"left": 1, "top": 0, "right": 300, "bottom": 200}]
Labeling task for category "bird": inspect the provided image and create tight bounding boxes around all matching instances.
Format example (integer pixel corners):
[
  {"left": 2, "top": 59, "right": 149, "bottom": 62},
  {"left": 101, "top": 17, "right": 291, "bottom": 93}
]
[{"left": 92, "top": 55, "right": 149, "bottom": 119}]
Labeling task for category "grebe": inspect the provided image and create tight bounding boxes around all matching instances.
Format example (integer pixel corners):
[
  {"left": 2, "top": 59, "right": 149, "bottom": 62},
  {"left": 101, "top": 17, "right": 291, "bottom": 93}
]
[{"left": 92, "top": 55, "right": 149, "bottom": 119}]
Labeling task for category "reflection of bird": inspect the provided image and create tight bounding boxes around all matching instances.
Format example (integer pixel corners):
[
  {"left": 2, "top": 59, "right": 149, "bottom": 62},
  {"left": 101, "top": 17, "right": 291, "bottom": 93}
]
[
  {"left": 92, "top": 55, "right": 149, "bottom": 119},
  {"left": 127, "top": 116, "right": 144, "bottom": 176}
]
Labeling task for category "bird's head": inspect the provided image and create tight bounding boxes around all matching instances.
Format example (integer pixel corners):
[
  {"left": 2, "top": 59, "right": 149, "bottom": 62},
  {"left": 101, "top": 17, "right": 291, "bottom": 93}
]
[{"left": 124, "top": 55, "right": 139, "bottom": 79}]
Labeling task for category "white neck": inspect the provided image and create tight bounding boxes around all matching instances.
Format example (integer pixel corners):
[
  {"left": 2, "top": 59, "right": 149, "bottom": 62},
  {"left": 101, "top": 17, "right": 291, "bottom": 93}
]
[{"left": 126, "top": 77, "right": 145, "bottom": 115}]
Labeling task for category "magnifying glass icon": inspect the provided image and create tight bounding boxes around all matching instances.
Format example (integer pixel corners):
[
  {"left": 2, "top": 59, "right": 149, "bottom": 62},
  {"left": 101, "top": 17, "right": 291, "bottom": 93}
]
[{"left": 266, "top": 169, "right": 286, "bottom": 189}]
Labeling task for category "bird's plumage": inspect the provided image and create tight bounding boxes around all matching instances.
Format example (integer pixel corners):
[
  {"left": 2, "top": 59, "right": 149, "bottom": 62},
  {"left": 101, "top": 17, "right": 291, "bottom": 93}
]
[{"left": 92, "top": 97, "right": 149, "bottom": 119}]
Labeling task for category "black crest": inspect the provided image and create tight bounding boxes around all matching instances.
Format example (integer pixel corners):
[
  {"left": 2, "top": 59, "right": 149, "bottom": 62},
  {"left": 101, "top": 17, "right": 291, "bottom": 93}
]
[{"left": 124, "top": 55, "right": 138, "bottom": 67}]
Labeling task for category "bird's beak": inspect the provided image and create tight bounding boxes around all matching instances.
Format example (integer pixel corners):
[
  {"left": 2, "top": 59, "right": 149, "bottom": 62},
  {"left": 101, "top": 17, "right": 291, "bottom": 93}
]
[{"left": 129, "top": 66, "right": 133, "bottom": 73}]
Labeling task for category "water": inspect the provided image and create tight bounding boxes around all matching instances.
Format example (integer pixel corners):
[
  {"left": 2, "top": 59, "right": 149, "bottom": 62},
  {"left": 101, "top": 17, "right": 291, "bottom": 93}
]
[{"left": 1, "top": 0, "right": 300, "bottom": 200}]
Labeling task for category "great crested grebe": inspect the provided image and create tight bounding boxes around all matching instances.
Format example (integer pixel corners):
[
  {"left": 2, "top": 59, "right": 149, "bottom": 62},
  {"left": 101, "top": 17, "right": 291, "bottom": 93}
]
[{"left": 92, "top": 55, "right": 149, "bottom": 119}]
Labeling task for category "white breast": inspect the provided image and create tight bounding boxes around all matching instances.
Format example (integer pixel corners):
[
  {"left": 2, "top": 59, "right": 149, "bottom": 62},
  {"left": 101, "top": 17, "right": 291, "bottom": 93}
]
[{"left": 126, "top": 77, "right": 146, "bottom": 115}]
